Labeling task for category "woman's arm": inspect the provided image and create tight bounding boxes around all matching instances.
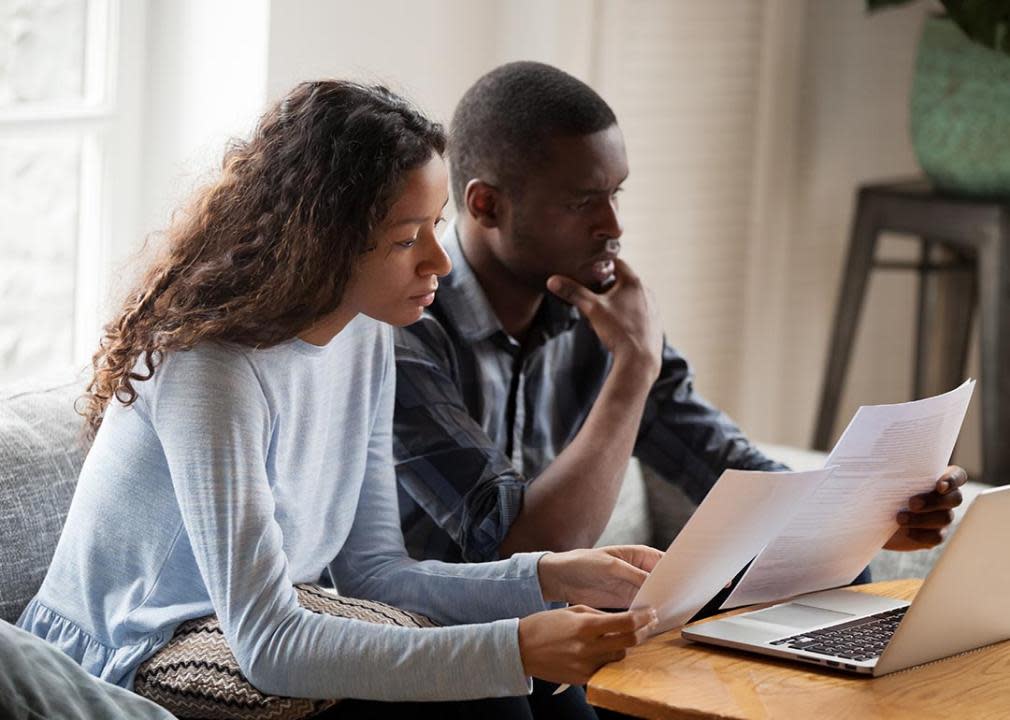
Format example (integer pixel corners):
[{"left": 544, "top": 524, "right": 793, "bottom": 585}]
[
  {"left": 152, "top": 345, "right": 533, "bottom": 701},
  {"left": 330, "top": 335, "right": 553, "bottom": 623}
]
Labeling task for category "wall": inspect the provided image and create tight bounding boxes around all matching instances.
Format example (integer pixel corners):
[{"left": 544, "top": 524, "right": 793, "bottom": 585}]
[
  {"left": 119, "top": 0, "right": 980, "bottom": 473},
  {"left": 735, "top": 1, "right": 980, "bottom": 472},
  {"left": 265, "top": 0, "right": 596, "bottom": 139},
  {"left": 128, "top": 0, "right": 270, "bottom": 300}
]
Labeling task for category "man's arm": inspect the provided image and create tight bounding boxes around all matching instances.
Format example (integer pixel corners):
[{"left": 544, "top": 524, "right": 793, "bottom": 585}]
[
  {"left": 395, "top": 258, "right": 666, "bottom": 559},
  {"left": 394, "top": 319, "right": 527, "bottom": 563},
  {"left": 497, "top": 259, "right": 664, "bottom": 554},
  {"left": 633, "top": 342, "right": 786, "bottom": 505},
  {"left": 626, "top": 318, "right": 968, "bottom": 553}
]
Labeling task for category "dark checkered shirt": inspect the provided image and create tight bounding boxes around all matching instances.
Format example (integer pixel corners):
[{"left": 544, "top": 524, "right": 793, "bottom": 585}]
[{"left": 393, "top": 224, "right": 783, "bottom": 562}]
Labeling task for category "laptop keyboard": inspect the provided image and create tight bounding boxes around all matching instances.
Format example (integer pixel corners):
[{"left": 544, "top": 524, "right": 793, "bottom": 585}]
[{"left": 770, "top": 606, "right": 908, "bottom": 662}]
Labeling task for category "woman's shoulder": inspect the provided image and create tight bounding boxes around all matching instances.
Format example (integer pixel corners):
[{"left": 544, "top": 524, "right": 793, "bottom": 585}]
[
  {"left": 139, "top": 342, "right": 268, "bottom": 408},
  {"left": 157, "top": 341, "right": 257, "bottom": 379}
]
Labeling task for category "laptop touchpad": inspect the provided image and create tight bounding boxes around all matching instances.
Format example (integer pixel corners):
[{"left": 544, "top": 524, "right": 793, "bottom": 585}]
[{"left": 747, "top": 603, "right": 855, "bottom": 629}]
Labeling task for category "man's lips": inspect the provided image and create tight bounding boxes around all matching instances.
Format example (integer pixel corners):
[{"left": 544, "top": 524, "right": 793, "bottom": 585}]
[{"left": 587, "top": 256, "right": 617, "bottom": 285}]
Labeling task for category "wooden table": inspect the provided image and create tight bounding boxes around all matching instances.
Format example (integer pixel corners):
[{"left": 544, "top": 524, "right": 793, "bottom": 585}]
[{"left": 587, "top": 580, "right": 1010, "bottom": 719}]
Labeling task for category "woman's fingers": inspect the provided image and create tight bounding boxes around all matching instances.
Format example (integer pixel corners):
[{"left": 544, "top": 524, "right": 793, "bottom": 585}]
[
  {"left": 518, "top": 606, "right": 659, "bottom": 685},
  {"left": 582, "top": 606, "right": 657, "bottom": 637},
  {"left": 601, "top": 544, "right": 665, "bottom": 573},
  {"left": 608, "top": 560, "right": 650, "bottom": 590},
  {"left": 581, "top": 608, "right": 657, "bottom": 666},
  {"left": 568, "top": 604, "right": 609, "bottom": 616}
]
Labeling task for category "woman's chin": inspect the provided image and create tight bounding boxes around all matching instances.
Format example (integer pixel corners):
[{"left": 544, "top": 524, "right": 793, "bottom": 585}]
[{"left": 366, "top": 306, "right": 426, "bottom": 327}]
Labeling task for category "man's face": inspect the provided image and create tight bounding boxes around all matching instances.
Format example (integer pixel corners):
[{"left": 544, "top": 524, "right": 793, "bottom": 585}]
[{"left": 493, "top": 124, "right": 629, "bottom": 292}]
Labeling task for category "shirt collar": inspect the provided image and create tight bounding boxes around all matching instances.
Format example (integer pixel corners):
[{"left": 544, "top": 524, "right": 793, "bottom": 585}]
[{"left": 437, "top": 221, "right": 581, "bottom": 344}]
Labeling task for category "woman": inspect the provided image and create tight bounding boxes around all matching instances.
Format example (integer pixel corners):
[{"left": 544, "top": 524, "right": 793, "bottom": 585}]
[{"left": 18, "top": 81, "right": 659, "bottom": 709}]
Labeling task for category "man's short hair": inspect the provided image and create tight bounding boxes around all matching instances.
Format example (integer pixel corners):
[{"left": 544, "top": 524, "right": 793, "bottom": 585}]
[{"left": 449, "top": 61, "right": 617, "bottom": 208}]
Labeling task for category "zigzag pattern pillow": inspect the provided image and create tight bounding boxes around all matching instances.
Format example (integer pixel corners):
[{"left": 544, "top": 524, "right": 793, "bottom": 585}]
[{"left": 133, "top": 584, "right": 437, "bottom": 720}]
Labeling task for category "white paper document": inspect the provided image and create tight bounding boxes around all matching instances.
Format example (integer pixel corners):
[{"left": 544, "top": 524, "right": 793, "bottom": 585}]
[
  {"left": 631, "top": 468, "right": 834, "bottom": 634},
  {"left": 723, "top": 379, "right": 975, "bottom": 609}
]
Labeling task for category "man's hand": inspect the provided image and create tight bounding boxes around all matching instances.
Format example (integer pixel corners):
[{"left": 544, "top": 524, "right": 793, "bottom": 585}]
[
  {"left": 884, "top": 465, "right": 968, "bottom": 551},
  {"left": 537, "top": 545, "right": 664, "bottom": 608},
  {"left": 546, "top": 258, "right": 663, "bottom": 381}
]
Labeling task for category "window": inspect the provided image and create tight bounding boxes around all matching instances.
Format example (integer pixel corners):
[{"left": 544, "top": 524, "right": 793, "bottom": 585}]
[{"left": 0, "top": 0, "right": 137, "bottom": 384}]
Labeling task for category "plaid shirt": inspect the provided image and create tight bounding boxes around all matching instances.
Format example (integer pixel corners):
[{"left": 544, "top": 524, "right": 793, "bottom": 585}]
[{"left": 393, "top": 223, "right": 783, "bottom": 563}]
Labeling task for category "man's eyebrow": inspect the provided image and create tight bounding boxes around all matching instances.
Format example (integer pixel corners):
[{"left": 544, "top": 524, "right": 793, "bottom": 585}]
[
  {"left": 569, "top": 175, "right": 629, "bottom": 195},
  {"left": 387, "top": 197, "right": 449, "bottom": 227}
]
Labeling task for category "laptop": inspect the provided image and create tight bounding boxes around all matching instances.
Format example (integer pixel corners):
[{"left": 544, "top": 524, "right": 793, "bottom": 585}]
[{"left": 682, "top": 485, "right": 1010, "bottom": 676}]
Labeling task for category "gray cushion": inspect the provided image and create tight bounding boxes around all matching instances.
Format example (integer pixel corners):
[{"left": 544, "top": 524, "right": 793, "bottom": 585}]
[
  {"left": 0, "top": 618, "right": 176, "bottom": 720},
  {"left": 0, "top": 374, "right": 88, "bottom": 624}
]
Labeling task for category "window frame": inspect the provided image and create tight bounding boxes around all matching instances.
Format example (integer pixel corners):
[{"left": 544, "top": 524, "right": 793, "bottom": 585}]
[{"left": 0, "top": 0, "right": 145, "bottom": 375}]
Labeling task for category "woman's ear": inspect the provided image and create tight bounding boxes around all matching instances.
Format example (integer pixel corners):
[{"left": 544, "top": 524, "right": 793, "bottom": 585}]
[{"left": 464, "top": 179, "right": 502, "bottom": 229}]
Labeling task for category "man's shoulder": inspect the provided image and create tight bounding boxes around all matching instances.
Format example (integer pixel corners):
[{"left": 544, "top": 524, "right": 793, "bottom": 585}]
[{"left": 393, "top": 309, "right": 459, "bottom": 363}]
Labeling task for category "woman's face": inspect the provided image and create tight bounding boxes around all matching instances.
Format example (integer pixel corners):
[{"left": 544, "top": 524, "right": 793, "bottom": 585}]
[{"left": 347, "top": 153, "right": 453, "bottom": 327}]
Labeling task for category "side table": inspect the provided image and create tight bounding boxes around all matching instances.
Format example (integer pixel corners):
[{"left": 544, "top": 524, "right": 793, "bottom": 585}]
[{"left": 812, "top": 180, "right": 1010, "bottom": 485}]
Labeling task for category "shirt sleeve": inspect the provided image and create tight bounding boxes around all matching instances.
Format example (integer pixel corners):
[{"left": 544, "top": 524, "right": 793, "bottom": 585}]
[
  {"left": 634, "top": 339, "right": 789, "bottom": 504},
  {"left": 393, "top": 317, "right": 527, "bottom": 562},
  {"left": 150, "top": 344, "right": 537, "bottom": 702}
]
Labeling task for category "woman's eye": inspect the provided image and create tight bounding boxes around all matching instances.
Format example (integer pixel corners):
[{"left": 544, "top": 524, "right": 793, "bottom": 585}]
[
  {"left": 396, "top": 239, "right": 417, "bottom": 249},
  {"left": 434, "top": 216, "right": 447, "bottom": 229}
]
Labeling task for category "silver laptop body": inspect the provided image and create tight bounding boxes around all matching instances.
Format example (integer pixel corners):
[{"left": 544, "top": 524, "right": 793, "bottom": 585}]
[{"left": 682, "top": 485, "right": 1010, "bottom": 676}]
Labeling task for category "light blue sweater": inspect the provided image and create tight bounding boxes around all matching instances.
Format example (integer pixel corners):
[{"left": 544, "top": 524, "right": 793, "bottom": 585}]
[{"left": 19, "top": 315, "right": 548, "bottom": 700}]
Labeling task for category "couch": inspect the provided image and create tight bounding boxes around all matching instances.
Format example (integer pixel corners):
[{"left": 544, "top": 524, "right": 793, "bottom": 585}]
[{"left": 0, "top": 373, "right": 985, "bottom": 628}]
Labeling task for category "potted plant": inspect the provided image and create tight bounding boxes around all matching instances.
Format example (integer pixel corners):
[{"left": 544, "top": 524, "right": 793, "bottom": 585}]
[{"left": 870, "top": 0, "right": 1010, "bottom": 196}]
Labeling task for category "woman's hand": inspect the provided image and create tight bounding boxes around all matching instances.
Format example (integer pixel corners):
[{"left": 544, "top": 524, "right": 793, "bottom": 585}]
[
  {"left": 538, "top": 545, "right": 664, "bottom": 608},
  {"left": 518, "top": 605, "right": 658, "bottom": 685}
]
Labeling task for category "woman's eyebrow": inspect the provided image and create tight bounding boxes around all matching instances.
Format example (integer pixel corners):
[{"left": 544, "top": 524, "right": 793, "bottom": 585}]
[{"left": 387, "top": 197, "right": 449, "bottom": 227}]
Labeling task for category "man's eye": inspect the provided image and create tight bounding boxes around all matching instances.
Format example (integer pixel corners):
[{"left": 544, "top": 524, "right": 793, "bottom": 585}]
[
  {"left": 397, "top": 239, "right": 417, "bottom": 249},
  {"left": 568, "top": 198, "right": 592, "bottom": 211}
]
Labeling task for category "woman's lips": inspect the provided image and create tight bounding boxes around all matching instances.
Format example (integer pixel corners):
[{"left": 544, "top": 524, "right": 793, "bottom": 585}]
[{"left": 411, "top": 291, "right": 436, "bottom": 307}]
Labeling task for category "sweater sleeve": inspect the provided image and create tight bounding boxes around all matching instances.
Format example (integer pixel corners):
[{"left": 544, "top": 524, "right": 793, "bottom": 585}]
[
  {"left": 151, "top": 344, "right": 535, "bottom": 702},
  {"left": 330, "top": 328, "right": 551, "bottom": 624}
]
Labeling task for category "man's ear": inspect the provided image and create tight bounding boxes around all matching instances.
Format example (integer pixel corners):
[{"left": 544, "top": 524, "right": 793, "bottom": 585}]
[{"left": 464, "top": 179, "right": 503, "bottom": 229}]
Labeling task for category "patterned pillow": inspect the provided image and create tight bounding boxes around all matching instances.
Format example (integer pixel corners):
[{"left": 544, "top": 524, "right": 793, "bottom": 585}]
[{"left": 134, "top": 584, "right": 437, "bottom": 720}]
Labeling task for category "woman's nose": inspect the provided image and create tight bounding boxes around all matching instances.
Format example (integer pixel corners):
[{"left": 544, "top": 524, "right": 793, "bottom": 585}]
[{"left": 422, "top": 235, "right": 452, "bottom": 277}]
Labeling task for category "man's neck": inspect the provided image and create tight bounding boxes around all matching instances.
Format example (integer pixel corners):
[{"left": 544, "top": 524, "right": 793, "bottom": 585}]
[{"left": 457, "top": 218, "right": 543, "bottom": 344}]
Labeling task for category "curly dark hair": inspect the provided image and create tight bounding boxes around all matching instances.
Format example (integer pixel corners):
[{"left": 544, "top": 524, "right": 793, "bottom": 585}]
[{"left": 82, "top": 80, "right": 445, "bottom": 437}]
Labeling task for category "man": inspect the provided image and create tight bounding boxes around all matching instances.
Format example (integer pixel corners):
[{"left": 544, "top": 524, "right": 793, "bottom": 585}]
[{"left": 393, "top": 61, "right": 965, "bottom": 569}]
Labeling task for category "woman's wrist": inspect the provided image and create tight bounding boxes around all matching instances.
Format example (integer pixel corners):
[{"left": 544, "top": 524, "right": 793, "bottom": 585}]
[{"left": 536, "top": 552, "right": 566, "bottom": 603}]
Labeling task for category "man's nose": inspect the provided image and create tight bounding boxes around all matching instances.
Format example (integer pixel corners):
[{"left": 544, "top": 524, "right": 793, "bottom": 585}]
[{"left": 594, "top": 196, "right": 623, "bottom": 241}]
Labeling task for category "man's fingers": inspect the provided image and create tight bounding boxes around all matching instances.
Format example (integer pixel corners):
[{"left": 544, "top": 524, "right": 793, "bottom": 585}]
[
  {"left": 908, "top": 488, "right": 963, "bottom": 512},
  {"left": 901, "top": 527, "right": 945, "bottom": 548},
  {"left": 898, "top": 509, "right": 955, "bottom": 529},
  {"left": 936, "top": 465, "right": 969, "bottom": 494},
  {"left": 547, "top": 275, "right": 598, "bottom": 313},
  {"left": 611, "top": 257, "right": 640, "bottom": 285}
]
